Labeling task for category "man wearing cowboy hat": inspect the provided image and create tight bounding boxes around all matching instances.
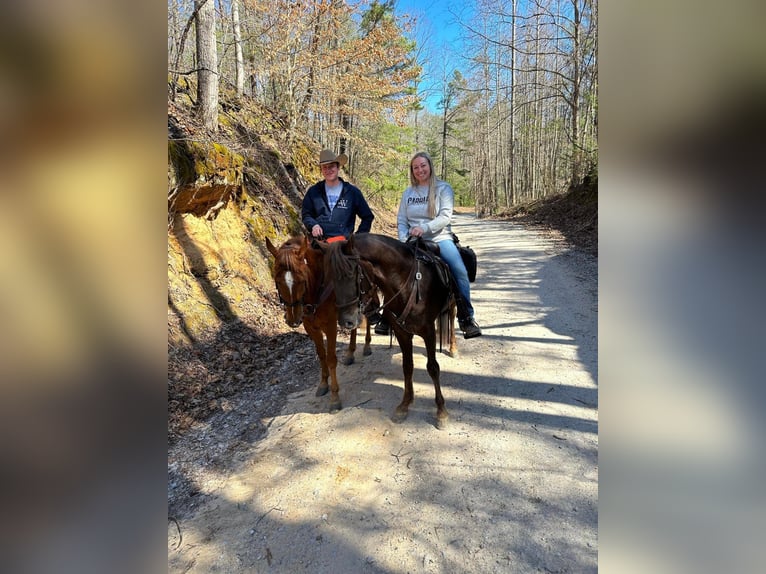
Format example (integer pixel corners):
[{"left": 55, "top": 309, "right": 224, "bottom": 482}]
[{"left": 301, "top": 149, "right": 374, "bottom": 240}]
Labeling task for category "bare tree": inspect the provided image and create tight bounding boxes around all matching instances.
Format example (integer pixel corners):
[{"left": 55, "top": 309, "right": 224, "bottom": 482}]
[
  {"left": 507, "top": 0, "right": 517, "bottom": 207},
  {"left": 231, "top": 0, "right": 244, "bottom": 96},
  {"left": 457, "top": 0, "right": 596, "bottom": 213},
  {"left": 195, "top": 0, "right": 218, "bottom": 131},
  {"left": 437, "top": 69, "right": 469, "bottom": 180},
  {"left": 168, "top": 0, "right": 199, "bottom": 102}
]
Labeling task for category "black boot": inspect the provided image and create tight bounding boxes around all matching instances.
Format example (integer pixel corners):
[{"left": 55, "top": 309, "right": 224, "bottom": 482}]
[
  {"left": 459, "top": 317, "right": 482, "bottom": 339},
  {"left": 374, "top": 317, "right": 390, "bottom": 335},
  {"left": 453, "top": 292, "right": 482, "bottom": 339},
  {"left": 367, "top": 311, "right": 383, "bottom": 326}
]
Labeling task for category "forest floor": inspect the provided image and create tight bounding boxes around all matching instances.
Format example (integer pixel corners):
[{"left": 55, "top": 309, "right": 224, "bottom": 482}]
[
  {"left": 168, "top": 188, "right": 598, "bottom": 573},
  {"left": 495, "top": 178, "right": 598, "bottom": 257}
]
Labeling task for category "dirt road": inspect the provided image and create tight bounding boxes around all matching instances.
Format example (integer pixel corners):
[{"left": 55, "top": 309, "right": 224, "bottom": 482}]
[{"left": 168, "top": 214, "right": 598, "bottom": 573}]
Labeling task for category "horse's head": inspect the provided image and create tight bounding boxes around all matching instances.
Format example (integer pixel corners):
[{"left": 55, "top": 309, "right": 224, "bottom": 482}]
[{"left": 266, "top": 236, "right": 311, "bottom": 328}]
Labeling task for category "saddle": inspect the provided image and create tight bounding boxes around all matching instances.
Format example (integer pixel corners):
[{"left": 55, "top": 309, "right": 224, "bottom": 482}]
[{"left": 405, "top": 237, "right": 451, "bottom": 290}]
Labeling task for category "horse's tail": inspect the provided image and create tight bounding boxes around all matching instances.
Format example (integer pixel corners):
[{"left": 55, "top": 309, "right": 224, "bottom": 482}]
[{"left": 438, "top": 301, "right": 453, "bottom": 353}]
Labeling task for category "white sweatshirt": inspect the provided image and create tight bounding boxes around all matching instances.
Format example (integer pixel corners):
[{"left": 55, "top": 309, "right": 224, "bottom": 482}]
[{"left": 396, "top": 181, "right": 455, "bottom": 243}]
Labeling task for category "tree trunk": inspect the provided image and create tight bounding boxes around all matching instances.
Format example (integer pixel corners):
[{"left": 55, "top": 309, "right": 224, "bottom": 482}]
[
  {"left": 570, "top": 0, "right": 581, "bottom": 186},
  {"left": 440, "top": 77, "right": 448, "bottom": 180},
  {"left": 508, "top": 0, "right": 516, "bottom": 206},
  {"left": 195, "top": 0, "right": 218, "bottom": 131},
  {"left": 232, "top": 0, "right": 244, "bottom": 96},
  {"left": 299, "top": 4, "right": 321, "bottom": 123},
  {"left": 484, "top": 44, "right": 494, "bottom": 213}
]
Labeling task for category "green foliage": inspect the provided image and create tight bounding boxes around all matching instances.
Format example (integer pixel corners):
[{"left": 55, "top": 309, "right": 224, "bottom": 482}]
[
  {"left": 437, "top": 70, "right": 467, "bottom": 112},
  {"left": 354, "top": 119, "right": 414, "bottom": 207},
  {"left": 450, "top": 170, "right": 472, "bottom": 207},
  {"left": 360, "top": 0, "right": 396, "bottom": 35}
]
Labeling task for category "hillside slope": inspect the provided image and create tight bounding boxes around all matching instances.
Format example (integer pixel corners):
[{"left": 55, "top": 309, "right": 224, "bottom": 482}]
[{"left": 498, "top": 173, "right": 598, "bottom": 256}]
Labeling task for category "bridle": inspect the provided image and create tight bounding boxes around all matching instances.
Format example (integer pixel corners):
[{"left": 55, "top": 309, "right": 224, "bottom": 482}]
[
  {"left": 336, "top": 246, "right": 421, "bottom": 333},
  {"left": 332, "top": 253, "right": 363, "bottom": 314},
  {"left": 275, "top": 257, "right": 320, "bottom": 317},
  {"left": 277, "top": 292, "right": 306, "bottom": 310}
]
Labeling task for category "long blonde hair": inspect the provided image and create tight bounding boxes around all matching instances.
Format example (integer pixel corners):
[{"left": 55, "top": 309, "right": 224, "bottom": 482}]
[{"left": 409, "top": 151, "right": 438, "bottom": 218}]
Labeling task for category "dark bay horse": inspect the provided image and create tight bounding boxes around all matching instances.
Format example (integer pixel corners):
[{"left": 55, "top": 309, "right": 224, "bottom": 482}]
[
  {"left": 265, "top": 235, "right": 371, "bottom": 412},
  {"left": 322, "top": 233, "right": 456, "bottom": 429}
]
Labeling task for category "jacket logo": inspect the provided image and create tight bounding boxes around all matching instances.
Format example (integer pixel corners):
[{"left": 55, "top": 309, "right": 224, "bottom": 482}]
[{"left": 336, "top": 199, "right": 348, "bottom": 208}]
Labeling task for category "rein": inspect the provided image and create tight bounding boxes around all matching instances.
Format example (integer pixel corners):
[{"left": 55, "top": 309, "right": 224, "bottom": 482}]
[
  {"left": 350, "top": 238, "right": 427, "bottom": 333},
  {"left": 332, "top": 254, "right": 362, "bottom": 312},
  {"left": 393, "top": 239, "right": 429, "bottom": 330},
  {"left": 301, "top": 283, "right": 334, "bottom": 316}
]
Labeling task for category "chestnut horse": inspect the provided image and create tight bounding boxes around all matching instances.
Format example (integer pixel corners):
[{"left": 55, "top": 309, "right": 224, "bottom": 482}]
[
  {"left": 320, "top": 233, "right": 456, "bottom": 429},
  {"left": 265, "top": 235, "right": 371, "bottom": 412}
]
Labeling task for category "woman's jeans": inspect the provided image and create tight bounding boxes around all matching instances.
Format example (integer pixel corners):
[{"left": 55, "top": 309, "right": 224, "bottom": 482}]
[{"left": 438, "top": 239, "right": 474, "bottom": 320}]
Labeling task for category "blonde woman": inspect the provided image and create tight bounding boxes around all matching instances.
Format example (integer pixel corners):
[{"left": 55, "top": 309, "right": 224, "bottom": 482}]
[{"left": 395, "top": 151, "right": 481, "bottom": 339}]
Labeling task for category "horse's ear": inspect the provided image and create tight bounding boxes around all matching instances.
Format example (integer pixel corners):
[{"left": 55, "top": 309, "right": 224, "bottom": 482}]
[
  {"left": 265, "top": 237, "right": 279, "bottom": 258},
  {"left": 311, "top": 238, "right": 328, "bottom": 254},
  {"left": 297, "top": 235, "right": 309, "bottom": 256}
]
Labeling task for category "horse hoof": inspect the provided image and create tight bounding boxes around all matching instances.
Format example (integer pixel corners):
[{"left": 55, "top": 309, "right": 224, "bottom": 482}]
[
  {"left": 315, "top": 385, "right": 329, "bottom": 397},
  {"left": 363, "top": 348, "right": 372, "bottom": 356},
  {"left": 392, "top": 409, "right": 409, "bottom": 424},
  {"left": 435, "top": 416, "right": 448, "bottom": 430},
  {"left": 329, "top": 401, "right": 342, "bottom": 413},
  {"left": 443, "top": 349, "right": 458, "bottom": 358},
  {"left": 342, "top": 355, "right": 355, "bottom": 366}
]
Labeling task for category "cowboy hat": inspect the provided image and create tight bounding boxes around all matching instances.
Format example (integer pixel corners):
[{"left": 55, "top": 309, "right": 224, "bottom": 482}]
[{"left": 318, "top": 149, "right": 348, "bottom": 168}]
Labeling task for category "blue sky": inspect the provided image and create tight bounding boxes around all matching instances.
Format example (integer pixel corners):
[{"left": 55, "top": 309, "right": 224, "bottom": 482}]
[{"left": 393, "top": 0, "right": 473, "bottom": 113}]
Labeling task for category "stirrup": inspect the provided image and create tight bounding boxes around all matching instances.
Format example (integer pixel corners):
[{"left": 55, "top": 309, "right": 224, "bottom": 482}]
[
  {"left": 374, "top": 319, "right": 390, "bottom": 335},
  {"left": 367, "top": 311, "right": 383, "bottom": 326},
  {"left": 459, "top": 318, "right": 482, "bottom": 339}
]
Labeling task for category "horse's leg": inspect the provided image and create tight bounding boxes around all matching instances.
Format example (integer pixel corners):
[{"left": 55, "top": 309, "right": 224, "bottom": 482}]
[
  {"left": 325, "top": 325, "right": 342, "bottom": 412},
  {"left": 392, "top": 331, "right": 415, "bottom": 423},
  {"left": 363, "top": 315, "right": 372, "bottom": 356},
  {"left": 342, "top": 327, "right": 357, "bottom": 366},
  {"left": 343, "top": 316, "right": 371, "bottom": 363},
  {"left": 423, "top": 323, "right": 448, "bottom": 429},
  {"left": 305, "top": 322, "right": 330, "bottom": 397}
]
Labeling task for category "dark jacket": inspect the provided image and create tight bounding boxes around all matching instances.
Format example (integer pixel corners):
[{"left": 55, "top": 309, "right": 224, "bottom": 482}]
[{"left": 301, "top": 178, "right": 374, "bottom": 238}]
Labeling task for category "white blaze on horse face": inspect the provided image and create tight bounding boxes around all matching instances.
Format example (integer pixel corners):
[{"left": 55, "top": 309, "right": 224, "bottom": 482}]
[{"left": 284, "top": 271, "right": 295, "bottom": 298}]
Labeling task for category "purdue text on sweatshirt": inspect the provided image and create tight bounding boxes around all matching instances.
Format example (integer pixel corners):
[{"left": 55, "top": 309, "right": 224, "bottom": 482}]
[{"left": 396, "top": 181, "right": 455, "bottom": 243}]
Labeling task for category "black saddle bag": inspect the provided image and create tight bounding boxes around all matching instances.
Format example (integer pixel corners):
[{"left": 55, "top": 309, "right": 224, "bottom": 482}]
[{"left": 452, "top": 233, "right": 477, "bottom": 283}]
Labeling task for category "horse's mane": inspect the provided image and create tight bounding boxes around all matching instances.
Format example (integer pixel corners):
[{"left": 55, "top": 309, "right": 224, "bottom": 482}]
[{"left": 328, "top": 242, "right": 357, "bottom": 280}]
